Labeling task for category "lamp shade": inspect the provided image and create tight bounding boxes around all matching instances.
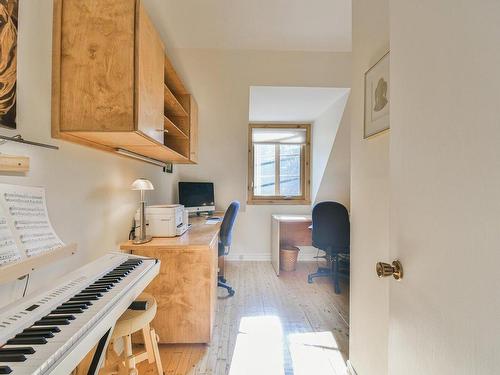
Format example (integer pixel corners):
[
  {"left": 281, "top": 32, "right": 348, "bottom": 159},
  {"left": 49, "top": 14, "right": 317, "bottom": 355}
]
[{"left": 131, "top": 178, "right": 154, "bottom": 191}]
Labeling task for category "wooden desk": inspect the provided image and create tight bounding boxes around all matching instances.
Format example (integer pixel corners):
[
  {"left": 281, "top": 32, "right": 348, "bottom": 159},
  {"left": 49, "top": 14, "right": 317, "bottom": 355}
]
[
  {"left": 120, "top": 216, "right": 221, "bottom": 344},
  {"left": 271, "top": 214, "right": 312, "bottom": 276}
]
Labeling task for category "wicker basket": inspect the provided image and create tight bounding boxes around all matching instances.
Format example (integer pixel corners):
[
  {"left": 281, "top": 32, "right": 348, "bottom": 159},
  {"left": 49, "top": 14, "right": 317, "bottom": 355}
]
[{"left": 280, "top": 247, "right": 299, "bottom": 271}]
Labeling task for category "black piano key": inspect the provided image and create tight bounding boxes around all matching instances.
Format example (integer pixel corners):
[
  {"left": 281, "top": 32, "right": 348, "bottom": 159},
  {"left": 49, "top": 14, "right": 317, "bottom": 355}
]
[
  {"left": 42, "top": 315, "right": 75, "bottom": 321},
  {"left": 61, "top": 301, "right": 91, "bottom": 307},
  {"left": 0, "top": 354, "right": 26, "bottom": 362},
  {"left": 83, "top": 287, "right": 109, "bottom": 293},
  {"left": 0, "top": 366, "right": 12, "bottom": 374},
  {"left": 100, "top": 277, "right": 122, "bottom": 281},
  {"left": 70, "top": 296, "right": 98, "bottom": 302},
  {"left": 108, "top": 270, "right": 130, "bottom": 275},
  {"left": 15, "top": 331, "right": 54, "bottom": 338},
  {"left": 51, "top": 308, "right": 84, "bottom": 314},
  {"left": 6, "top": 337, "right": 47, "bottom": 345},
  {"left": 75, "top": 292, "right": 102, "bottom": 298},
  {"left": 0, "top": 347, "right": 35, "bottom": 355},
  {"left": 92, "top": 281, "right": 117, "bottom": 286},
  {"left": 34, "top": 319, "right": 70, "bottom": 326},
  {"left": 23, "top": 326, "right": 60, "bottom": 333},
  {"left": 93, "top": 279, "right": 117, "bottom": 283}
]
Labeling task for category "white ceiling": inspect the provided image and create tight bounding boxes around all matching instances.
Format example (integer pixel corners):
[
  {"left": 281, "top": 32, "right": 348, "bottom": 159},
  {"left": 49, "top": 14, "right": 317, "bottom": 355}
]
[
  {"left": 149, "top": 0, "right": 352, "bottom": 52},
  {"left": 249, "top": 86, "right": 349, "bottom": 122}
]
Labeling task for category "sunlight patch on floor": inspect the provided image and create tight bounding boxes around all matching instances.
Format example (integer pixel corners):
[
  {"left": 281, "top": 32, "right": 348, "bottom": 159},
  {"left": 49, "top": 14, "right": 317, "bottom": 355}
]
[
  {"left": 229, "top": 316, "right": 346, "bottom": 375},
  {"left": 288, "top": 331, "right": 346, "bottom": 375},
  {"left": 229, "top": 316, "right": 285, "bottom": 375}
]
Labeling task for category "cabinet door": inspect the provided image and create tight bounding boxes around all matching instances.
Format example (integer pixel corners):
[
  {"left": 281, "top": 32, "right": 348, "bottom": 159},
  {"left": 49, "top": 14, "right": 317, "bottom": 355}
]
[
  {"left": 56, "top": 0, "right": 136, "bottom": 132},
  {"left": 135, "top": 1, "right": 164, "bottom": 143}
]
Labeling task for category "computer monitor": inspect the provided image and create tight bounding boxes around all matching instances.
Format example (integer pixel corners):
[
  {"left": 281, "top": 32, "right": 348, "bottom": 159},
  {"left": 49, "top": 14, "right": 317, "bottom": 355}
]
[{"left": 178, "top": 182, "right": 215, "bottom": 214}]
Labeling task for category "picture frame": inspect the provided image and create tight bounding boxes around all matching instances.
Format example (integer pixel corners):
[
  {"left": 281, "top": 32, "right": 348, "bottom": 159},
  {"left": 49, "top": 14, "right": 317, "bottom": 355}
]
[
  {"left": 364, "top": 51, "right": 390, "bottom": 139},
  {"left": 0, "top": 0, "right": 18, "bottom": 129}
]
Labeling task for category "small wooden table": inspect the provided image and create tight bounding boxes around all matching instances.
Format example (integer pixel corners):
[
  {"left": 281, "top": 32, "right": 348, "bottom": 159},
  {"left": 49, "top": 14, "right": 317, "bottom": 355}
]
[
  {"left": 120, "top": 215, "right": 221, "bottom": 344},
  {"left": 271, "top": 214, "right": 312, "bottom": 276}
]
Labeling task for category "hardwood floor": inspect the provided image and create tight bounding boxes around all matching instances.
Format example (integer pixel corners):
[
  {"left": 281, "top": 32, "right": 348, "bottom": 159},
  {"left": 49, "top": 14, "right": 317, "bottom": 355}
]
[{"left": 137, "top": 261, "right": 349, "bottom": 375}]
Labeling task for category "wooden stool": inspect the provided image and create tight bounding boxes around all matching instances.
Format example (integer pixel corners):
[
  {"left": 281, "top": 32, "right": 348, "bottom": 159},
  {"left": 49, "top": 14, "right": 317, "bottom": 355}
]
[{"left": 102, "top": 293, "right": 163, "bottom": 375}]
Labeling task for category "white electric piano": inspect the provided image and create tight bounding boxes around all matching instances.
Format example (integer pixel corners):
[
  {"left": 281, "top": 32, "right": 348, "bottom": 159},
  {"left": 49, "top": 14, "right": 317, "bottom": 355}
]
[{"left": 0, "top": 252, "right": 160, "bottom": 375}]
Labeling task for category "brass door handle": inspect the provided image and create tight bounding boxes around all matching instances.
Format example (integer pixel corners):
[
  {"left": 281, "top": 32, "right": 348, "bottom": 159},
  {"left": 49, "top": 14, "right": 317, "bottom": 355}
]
[{"left": 376, "top": 260, "right": 403, "bottom": 280}]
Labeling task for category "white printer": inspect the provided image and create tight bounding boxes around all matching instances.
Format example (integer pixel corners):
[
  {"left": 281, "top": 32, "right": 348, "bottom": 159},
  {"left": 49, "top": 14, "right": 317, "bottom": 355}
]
[{"left": 135, "top": 204, "right": 189, "bottom": 237}]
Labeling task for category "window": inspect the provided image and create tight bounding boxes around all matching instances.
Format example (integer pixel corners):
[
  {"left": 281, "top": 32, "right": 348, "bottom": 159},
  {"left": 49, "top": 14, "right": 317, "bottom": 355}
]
[{"left": 248, "top": 124, "right": 310, "bottom": 204}]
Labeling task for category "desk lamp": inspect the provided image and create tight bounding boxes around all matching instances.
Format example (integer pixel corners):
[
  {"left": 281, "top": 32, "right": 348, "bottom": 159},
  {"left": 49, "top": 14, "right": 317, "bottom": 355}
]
[{"left": 132, "top": 178, "right": 154, "bottom": 244}]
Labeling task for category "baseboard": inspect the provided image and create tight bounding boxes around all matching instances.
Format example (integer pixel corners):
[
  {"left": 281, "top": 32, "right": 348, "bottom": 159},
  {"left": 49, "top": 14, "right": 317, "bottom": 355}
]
[
  {"left": 225, "top": 253, "right": 271, "bottom": 261},
  {"left": 346, "top": 360, "right": 357, "bottom": 375},
  {"left": 225, "top": 248, "right": 324, "bottom": 262}
]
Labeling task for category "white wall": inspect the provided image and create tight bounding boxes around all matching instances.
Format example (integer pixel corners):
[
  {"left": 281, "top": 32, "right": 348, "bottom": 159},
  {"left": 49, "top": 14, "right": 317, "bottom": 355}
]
[
  {"left": 0, "top": 1, "right": 176, "bottom": 306},
  {"left": 350, "top": 0, "right": 390, "bottom": 373},
  {"left": 389, "top": 1, "right": 500, "bottom": 373},
  {"left": 311, "top": 91, "right": 350, "bottom": 203},
  {"left": 170, "top": 48, "right": 351, "bottom": 259},
  {"left": 314, "top": 101, "right": 351, "bottom": 209}
]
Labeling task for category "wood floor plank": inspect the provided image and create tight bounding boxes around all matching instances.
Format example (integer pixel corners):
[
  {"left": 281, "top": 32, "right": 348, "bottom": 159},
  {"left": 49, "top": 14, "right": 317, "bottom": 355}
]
[{"left": 132, "top": 261, "right": 349, "bottom": 375}]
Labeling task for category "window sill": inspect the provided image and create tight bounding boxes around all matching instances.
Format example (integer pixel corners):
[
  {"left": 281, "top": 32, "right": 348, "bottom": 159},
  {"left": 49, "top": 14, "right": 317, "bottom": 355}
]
[{"left": 247, "top": 199, "right": 311, "bottom": 206}]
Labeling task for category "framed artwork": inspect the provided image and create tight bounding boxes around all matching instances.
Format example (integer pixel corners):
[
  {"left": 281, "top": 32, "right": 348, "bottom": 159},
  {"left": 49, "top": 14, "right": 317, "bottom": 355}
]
[
  {"left": 364, "top": 51, "right": 389, "bottom": 138},
  {"left": 0, "top": 0, "right": 18, "bottom": 129}
]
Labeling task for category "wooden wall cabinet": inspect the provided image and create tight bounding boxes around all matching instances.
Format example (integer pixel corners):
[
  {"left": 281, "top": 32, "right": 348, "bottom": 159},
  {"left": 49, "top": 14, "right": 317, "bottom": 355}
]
[{"left": 52, "top": 0, "right": 198, "bottom": 164}]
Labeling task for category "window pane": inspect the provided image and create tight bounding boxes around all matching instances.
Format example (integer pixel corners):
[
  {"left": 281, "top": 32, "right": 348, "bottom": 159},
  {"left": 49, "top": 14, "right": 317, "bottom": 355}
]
[
  {"left": 254, "top": 144, "right": 276, "bottom": 196},
  {"left": 279, "top": 144, "right": 301, "bottom": 196}
]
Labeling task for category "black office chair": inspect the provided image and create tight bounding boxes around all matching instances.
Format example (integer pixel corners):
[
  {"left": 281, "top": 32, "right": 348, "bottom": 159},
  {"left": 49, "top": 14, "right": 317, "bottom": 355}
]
[
  {"left": 307, "top": 201, "right": 350, "bottom": 294},
  {"left": 218, "top": 201, "right": 240, "bottom": 296}
]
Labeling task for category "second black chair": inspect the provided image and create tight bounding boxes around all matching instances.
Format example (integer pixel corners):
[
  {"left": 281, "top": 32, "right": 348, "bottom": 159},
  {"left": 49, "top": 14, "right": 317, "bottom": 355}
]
[
  {"left": 307, "top": 201, "right": 350, "bottom": 294},
  {"left": 218, "top": 201, "right": 240, "bottom": 296}
]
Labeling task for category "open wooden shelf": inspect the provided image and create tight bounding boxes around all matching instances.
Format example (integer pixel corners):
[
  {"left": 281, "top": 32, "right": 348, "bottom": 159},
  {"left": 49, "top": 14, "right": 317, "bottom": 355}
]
[
  {"left": 164, "top": 116, "right": 188, "bottom": 139},
  {"left": 164, "top": 55, "right": 188, "bottom": 97},
  {"left": 164, "top": 85, "right": 188, "bottom": 117}
]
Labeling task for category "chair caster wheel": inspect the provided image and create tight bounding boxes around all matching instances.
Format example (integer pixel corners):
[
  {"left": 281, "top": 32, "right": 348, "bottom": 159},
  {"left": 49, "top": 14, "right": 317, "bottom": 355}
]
[
  {"left": 308, "top": 276, "right": 313, "bottom": 284},
  {"left": 228, "top": 289, "right": 235, "bottom": 296}
]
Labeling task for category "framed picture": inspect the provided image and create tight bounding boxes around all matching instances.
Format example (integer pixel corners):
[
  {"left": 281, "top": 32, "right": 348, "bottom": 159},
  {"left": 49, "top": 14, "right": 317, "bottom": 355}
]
[
  {"left": 364, "top": 51, "right": 389, "bottom": 138},
  {"left": 0, "top": 0, "right": 18, "bottom": 129}
]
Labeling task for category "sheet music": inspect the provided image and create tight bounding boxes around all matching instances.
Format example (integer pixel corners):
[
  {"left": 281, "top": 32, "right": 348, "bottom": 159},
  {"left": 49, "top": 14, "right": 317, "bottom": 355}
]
[
  {"left": 0, "top": 184, "right": 64, "bottom": 258},
  {"left": 0, "top": 205, "right": 21, "bottom": 266}
]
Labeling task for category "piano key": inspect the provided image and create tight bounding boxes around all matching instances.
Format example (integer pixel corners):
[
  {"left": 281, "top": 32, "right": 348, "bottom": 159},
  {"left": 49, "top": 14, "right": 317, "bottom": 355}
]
[
  {"left": 15, "top": 331, "right": 54, "bottom": 338},
  {"left": 0, "top": 366, "right": 11, "bottom": 374},
  {"left": 74, "top": 292, "right": 102, "bottom": 298},
  {"left": 107, "top": 270, "right": 130, "bottom": 275},
  {"left": 0, "top": 347, "right": 35, "bottom": 355},
  {"left": 82, "top": 287, "right": 109, "bottom": 293},
  {"left": 69, "top": 296, "right": 99, "bottom": 301},
  {"left": 0, "top": 354, "right": 27, "bottom": 363},
  {"left": 34, "top": 319, "right": 70, "bottom": 326},
  {"left": 41, "top": 314, "right": 76, "bottom": 321},
  {"left": 60, "top": 301, "right": 91, "bottom": 308},
  {"left": 51, "top": 308, "right": 84, "bottom": 314},
  {"left": 6, "top": 337, "right": 47, "bottom": 345},
  {"left": 23, "top": 327, "right": 61, "bottom": 333}
]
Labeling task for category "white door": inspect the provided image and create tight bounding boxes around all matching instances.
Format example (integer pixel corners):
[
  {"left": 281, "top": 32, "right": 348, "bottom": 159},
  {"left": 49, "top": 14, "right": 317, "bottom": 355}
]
[{"left": 386, "top": 1, "right": 500, "bottom": 374}]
